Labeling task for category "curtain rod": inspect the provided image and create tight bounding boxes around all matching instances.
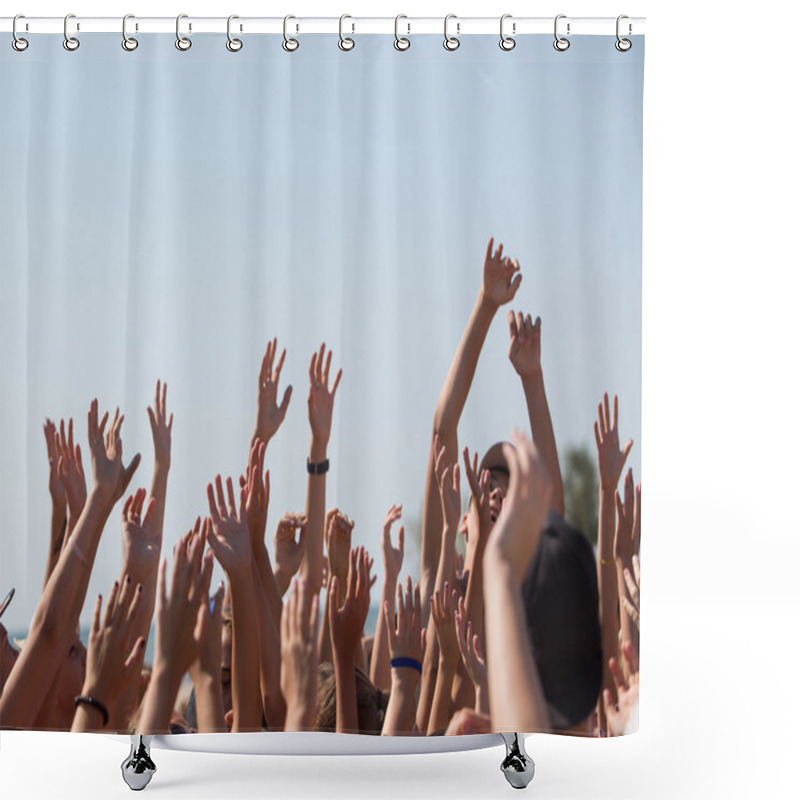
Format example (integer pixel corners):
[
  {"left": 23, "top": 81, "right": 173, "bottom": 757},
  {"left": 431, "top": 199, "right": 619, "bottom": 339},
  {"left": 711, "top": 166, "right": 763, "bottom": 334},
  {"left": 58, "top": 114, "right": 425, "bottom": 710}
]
[{"left": 1, "top": 16, "right": 645, "bottom": 36}]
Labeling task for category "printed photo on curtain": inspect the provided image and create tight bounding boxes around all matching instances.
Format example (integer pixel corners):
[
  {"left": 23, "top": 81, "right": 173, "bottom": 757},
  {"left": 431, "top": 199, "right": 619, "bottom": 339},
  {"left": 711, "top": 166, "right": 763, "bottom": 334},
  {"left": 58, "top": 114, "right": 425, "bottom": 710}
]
[{"left": 0, "top": 18, "right": 644, "bottom": 755}]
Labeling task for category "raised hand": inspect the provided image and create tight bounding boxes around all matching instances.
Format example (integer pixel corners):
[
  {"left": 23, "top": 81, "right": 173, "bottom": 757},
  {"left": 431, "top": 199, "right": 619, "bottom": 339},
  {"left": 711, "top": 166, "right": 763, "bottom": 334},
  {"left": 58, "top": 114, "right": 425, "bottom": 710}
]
[
  {"left": 241, "top": 438, "right": 269, "bottom": 547},
  {"left": 329, "top": 547, "right": 371, "bottom": 661},
  {"left": 613, "top": 469, "right": 637, "bottom": 565},
  {"left": 147, "top": 379, "right": 173, "bottom": 469},
  {"left": 273, "top": 512, "right": 307, "bottom": 594},
  {"left": 385, "top": 576, "right": 424, "bottom": 667},
  {"left": 307, "top": 343, "right": 342, "bottom": 448},
  {"left": 137, "top": 529, "right": 214, "bottom": 733},
  {"left": 455, "top": 596, "right": 488, "bottom": 713},
  {"left": 382, "top": 504, "right": 405, "bottom": 585},
  {"left": 87, "top": 399, "right": 140, "bottom": 506},
  {"left": 482, "top": 237, "right": 522, "bottom": 309},
  {"left": 622, "top": 555, "right": 641, "bottom": 634},
  {"left": 206, "top": 477, "right": 251, "bottom": 577},
  {"left": 434, "top": 435, "right": 461, "bottom": 531},
  {"left": 594, "top": 393, "right": 633, "bottom": 492},
  {"left": 190, "top": 580, "right": 225, "bottom": 682},
  {"left": 603, "top": 642, "right": 639, "bottom": 736},
  {"left": 462, "top": 445, "right": 492, "bottom": 534},
  {"left": 56, "top": 418, "right": 88, "bottom": 526},
  {"left": 120, "top": 489, "right": 159, "bottom": 580},
  {"left": 43, "top": 418, "right": 66, "bottom": 509},
  {"left": 254, "top": 338, "right": 292, "bottom": 446},
  {"left": 486, "top": 429, "right": 552, "bottom": 583},
  {"left": 280, "top": 578, "right": 320, "bottom": 731},
  {"left": 508, "top": 311, "right": 542, "bottom": 378},
  {"left": 325, "top": 508, "right": 354, "bottom": 588},
  {"left": 380, "top": 576, "right": 425, "bottom": 735},
  {"left": 74, "top": 575, "right": 146, "bottom": 731},
  {"left": 430, "top": 582, "right": 460, "bottom": 668}
]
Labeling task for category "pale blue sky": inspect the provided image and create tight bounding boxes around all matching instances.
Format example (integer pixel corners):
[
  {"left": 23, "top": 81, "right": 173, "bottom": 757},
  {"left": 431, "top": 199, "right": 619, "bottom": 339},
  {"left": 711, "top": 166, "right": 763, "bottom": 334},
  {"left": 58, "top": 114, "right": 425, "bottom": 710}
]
[{"left": 0, "top": 33, "right": 644, "bottom": 633}]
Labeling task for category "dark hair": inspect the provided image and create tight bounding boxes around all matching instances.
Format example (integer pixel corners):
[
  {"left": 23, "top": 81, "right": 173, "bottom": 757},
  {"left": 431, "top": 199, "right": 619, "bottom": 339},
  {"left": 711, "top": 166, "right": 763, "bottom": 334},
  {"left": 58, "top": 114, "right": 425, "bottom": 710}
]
[{"left": 521, "top": 511, "right": 603, "bottom": 730}]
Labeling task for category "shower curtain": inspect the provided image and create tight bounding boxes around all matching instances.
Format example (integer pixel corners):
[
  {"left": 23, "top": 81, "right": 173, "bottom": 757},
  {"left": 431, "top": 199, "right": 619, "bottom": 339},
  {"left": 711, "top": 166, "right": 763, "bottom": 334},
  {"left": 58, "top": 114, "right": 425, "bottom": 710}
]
[{"left": 0, "top": 22, "right": 644, "bottom": 740}]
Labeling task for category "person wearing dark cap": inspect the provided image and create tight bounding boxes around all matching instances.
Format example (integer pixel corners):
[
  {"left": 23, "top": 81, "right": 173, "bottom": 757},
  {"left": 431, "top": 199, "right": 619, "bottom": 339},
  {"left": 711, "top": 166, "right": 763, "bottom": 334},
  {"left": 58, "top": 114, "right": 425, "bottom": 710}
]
[{"left": 484, "top": 429, "right": 602, "bottom": 734}]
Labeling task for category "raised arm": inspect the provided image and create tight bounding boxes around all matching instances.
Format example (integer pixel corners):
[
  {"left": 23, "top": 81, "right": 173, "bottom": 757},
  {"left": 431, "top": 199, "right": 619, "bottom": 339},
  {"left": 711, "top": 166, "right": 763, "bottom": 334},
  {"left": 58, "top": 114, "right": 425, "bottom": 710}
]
[
  {"left": 427, "top": 584, "right": 460, "bottom": 735},
  {"left": 381, "top": 577, "right": 425, "bottom": 735},
  {"left": 72, "top": 576, "right": 146, "bottom": 732},
  {"left": 420, "top": 238, "right": 521, "bottom": 617},
  {"left": 42, "top": 419, "right": 67, "bottom": 588},
  {"left": 593, "top": 393, "right": 633, "bottom": 730},
  {"left": 206, "top": 478, "right": 262, "bottom": 732},
  {"left": 370, "top": 504, "right": 404, "bottom": 692},
  {"left": 302, "top": 343, "right": 342, "bottom": 602},
  {"left": 280, "top": 578, "right": 320, "bottom": 732},
  {"left": 189, "top": 581, "right": 227, "bottom": 732},
  {"left": 251, "top": 338, "right": 293, "bottom": 457},
  {"left": 0, "top": 400, "right": 140, "bottom": 728},
  {"left": 455, "top": 595, "right": 489, "bottom": 716},
  {"left": 272, "top": 512, "right": 307, "bottom": 596},
  {"left": 318, "top": 508, "right": 353, "bottom": 665},
  {"left": 453, "top": 446, "right": 492, "bottom": 703},
  {"left": 508, "top": 312, "right": 565, "bottom": 514},
  {"left": 483, "top": 429, "right": 552, "bottom": 733},
  {"left": 137, "top": 531, "right": 213, "bottom": 733},
  {"left": 241, "top": 439, "right": 285, "bottom": 727},
  {"left": 417, "top": 438, "right": 462, "bottom": 732},
  {"left": 329, "top": 547, "right": 371, "bottom": 734}
]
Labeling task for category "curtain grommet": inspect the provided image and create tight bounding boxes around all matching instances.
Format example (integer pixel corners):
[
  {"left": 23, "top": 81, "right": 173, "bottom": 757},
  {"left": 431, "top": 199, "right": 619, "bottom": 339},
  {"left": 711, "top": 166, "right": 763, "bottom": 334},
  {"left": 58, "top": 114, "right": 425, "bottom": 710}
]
[
  {"left": 443, "top": 14, "right": 460, "bottom": 51},
  {"left": 499, "top": 14, "right": 516, "bottom": 51},
  {"left": 283, "top": 15, "right": 299, "bottom": 52},
  {"left": 553, "top": 14, "right": 570, "bottom": 51},
  {"left": 615, "top": 15, "right": 632, "bottom": 51},
  {"left": 63, "top": 13, "right": 80, "bottom": 51},
  {"left": 12, "top": 15, "right": 29, "bottom": 51},
  {"left": 175, "top": 14, "right": 192, "bottom": 51}
]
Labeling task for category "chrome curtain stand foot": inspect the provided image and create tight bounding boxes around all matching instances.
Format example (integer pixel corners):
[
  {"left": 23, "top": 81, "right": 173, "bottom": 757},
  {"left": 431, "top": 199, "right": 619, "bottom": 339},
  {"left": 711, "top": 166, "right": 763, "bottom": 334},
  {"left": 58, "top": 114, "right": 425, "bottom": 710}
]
[
  {"left": 121, "top": 735, "right": 157, "bottom": 791},
  {"left": 500, "top": 733, "right": 535, "bottom": 789}
]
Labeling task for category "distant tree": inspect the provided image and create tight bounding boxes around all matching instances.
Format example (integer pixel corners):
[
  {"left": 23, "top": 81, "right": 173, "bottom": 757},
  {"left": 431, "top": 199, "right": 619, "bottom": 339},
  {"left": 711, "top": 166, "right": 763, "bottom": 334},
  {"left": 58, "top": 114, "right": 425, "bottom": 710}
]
[{"left": 562, "top": 445, "right": 599, "bottom": 546}]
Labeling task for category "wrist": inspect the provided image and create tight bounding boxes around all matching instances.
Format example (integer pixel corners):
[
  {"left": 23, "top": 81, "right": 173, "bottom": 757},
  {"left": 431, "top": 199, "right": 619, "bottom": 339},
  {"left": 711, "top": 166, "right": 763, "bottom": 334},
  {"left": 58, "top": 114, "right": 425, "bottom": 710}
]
[
  {"left": 477, "top": 288, "right": 499, "bottom": 314},
  {"left": 520, "top": 370, "right": 544, "bottom": 387},
  {"left": 438, "top": 653, "right": 458, "bottom": 674},
  {"left": 391, "top": 669, "right": 420, "bottom": 694},
  {"left": 309, "top": 439, "right": 328, "bottom": 463},
  {"left": 51, "top": 497, "right": 67, "bottom": 518}
]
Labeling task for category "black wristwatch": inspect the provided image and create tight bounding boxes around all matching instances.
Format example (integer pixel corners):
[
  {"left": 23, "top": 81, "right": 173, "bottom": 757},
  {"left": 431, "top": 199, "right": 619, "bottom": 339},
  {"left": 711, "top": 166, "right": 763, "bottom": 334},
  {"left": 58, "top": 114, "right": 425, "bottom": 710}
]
[{"left": 307, "top": 457, "right": 330, "bottom": 475}]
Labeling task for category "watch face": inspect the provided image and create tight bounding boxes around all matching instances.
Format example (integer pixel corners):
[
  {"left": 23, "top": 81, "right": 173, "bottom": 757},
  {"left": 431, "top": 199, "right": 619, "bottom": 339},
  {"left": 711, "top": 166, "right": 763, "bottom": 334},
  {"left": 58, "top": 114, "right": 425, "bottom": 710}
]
[{"left": 0, "top": 587, "right": 14, "bottom": 619}]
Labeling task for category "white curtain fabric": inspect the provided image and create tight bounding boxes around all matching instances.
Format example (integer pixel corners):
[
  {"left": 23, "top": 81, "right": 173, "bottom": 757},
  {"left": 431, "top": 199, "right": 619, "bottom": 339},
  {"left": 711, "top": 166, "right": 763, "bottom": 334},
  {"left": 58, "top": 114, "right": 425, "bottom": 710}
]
[{"left": 0, "top": 33, "right": 643, "bottom": 635}]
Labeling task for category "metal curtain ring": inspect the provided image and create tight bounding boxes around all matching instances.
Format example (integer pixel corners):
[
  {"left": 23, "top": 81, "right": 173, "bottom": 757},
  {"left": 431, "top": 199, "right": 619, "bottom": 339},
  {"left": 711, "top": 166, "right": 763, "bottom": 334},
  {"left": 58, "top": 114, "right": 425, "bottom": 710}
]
[
  {"left": 339, "top": 14, "right": 354, "bottom": 51},
  {"left": 176, "top": 14, "right": 192, "bottom": 51},
  {"left": 283, "top": 15, "right": 299, "bottom": 51},
  {"left": 499, "top": 14, "right": 515, "bottom": 51},
  {"left": 394, "top": 14, "right": 410, "bottom": 51},
  {"left": 553, "top": 14, "right": 570, "bottom": 51},
  {"left": 122, "top": 14, "right": 138, "bottom": 51},
  {"left": 443, "top": 14, "right": 460, "bottom": 51},
  {"left": 63, "top": 13, "right": 80, "bottom": 51},
  {"left": 616, "top": 15, "right": 632, "bottom": 51},
  {"left": 227, "top": 15, "right": 243, "bottom": 51},
  {"left": 12, "top": 15, "right": 28, "bottom": 51}
]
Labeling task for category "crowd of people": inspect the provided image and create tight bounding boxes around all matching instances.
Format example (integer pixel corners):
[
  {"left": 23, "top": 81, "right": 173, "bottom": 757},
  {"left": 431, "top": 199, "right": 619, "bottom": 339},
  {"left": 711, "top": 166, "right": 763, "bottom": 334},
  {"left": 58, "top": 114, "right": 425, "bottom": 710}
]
[{"left": 0, "top": 238, "right": 640, "bottom": 737}]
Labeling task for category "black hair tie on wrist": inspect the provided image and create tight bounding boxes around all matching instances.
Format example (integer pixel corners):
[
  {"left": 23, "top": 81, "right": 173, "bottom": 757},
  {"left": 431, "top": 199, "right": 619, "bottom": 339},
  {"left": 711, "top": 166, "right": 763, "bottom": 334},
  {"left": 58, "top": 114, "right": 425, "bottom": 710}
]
[
  {"left": 307, "top": 457, "right": 330, "bottom": 475},
  {"left": 75, "top": 694, "right": 109, "bottom": 726}
]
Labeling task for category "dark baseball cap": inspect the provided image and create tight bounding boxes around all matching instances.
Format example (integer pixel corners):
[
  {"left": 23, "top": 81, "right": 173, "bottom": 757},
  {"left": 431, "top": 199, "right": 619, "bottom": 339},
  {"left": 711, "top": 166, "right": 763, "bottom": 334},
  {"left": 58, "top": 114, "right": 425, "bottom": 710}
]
[{"left": 521, "top": 512, "right": 602, "bottom": 730}]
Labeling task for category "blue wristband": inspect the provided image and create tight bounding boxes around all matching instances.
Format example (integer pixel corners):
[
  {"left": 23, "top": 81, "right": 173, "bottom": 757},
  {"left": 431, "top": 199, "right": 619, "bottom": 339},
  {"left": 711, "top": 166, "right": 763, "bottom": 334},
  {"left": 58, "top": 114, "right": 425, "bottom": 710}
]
[{"left": 390, "top": 656, "right": 422, "bottom": 674}]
